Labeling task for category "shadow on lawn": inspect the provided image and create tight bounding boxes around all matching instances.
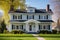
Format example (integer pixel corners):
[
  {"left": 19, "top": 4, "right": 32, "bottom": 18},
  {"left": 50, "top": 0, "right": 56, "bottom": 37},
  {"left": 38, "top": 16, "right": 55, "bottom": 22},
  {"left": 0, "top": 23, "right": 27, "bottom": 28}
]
[
  {"left": 40, "top": 36, "right": 60, "bottom": 38},
  {"left": 0, "top": 38, "right": 22, "bottom": 40}
]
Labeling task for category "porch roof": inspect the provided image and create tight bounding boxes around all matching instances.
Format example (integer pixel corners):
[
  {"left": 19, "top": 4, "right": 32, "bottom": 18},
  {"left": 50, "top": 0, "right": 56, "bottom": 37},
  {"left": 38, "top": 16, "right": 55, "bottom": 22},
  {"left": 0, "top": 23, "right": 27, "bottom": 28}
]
[{"left": 10, "top": 20, "right": 54, "bottom": 23}]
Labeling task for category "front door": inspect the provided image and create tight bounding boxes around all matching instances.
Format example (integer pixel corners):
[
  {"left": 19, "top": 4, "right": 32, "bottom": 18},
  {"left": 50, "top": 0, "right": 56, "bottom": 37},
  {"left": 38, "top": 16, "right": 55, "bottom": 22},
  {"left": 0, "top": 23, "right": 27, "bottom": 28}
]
[{"left": 29, "top": 25, "right": 35, "bottom": 32}]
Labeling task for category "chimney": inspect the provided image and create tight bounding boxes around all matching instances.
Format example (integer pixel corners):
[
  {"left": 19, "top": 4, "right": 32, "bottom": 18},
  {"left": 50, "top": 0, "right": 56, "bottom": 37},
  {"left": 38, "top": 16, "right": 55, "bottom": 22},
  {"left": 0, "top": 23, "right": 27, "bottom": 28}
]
[
  {"left": 46, "top": 4, "right": 50, "bottom": 12},
  {"left": 10, "top": 0, "right": 14, "bottom": 11},
  {"left": 10, "top": 5, "right": 14, "bottom": 11}
]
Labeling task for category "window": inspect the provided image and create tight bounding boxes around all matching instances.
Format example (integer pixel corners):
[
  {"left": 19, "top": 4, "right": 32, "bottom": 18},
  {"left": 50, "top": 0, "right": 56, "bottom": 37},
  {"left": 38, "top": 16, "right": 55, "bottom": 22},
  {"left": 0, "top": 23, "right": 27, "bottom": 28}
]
[
  {"left": 18, "top": 15, "right": 22, "bottom": 19},
  {"left": 48, "top": 25, "right": 50, "bottom": 30},
  {"left": 13, "top": 15, "right": 17, "bottom": 19},
  {"left": 40, "top": 15, "right": 43, "bottom": 19},
  {"left": 39, "top": 25, "right": 42, "bottom": 30},
  {"left": 30, "top": 9, "right": 33, "bottom": 12},
  {"left": 12, "top": 25, "right": 15, "bottom": 29},
  {"left": 20, "top": 25, "right": 23, "bottom": 30},
  {"left": 44, "top": 16, "right": 46, "bottom": 19},
  {"left": 28, "top": 15, "right": 34, "bottom": 19}
]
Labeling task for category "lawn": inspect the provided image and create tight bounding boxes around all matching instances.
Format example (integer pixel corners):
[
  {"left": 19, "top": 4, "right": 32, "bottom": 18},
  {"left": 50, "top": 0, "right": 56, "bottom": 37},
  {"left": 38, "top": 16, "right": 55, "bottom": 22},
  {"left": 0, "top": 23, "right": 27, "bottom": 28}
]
[
  {"left": 0, "top": 34, "right": 37, "bottom": 40},
  {"left": 39, "top": 34, "right": 60, "bottom": 40}
]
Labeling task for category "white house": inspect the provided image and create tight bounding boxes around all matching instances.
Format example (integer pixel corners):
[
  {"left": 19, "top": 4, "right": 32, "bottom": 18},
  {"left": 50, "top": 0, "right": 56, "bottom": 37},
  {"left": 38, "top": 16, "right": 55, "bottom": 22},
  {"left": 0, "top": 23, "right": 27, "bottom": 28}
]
[{"left": 7, "top": 4, "right": 53, "bottom": 33}]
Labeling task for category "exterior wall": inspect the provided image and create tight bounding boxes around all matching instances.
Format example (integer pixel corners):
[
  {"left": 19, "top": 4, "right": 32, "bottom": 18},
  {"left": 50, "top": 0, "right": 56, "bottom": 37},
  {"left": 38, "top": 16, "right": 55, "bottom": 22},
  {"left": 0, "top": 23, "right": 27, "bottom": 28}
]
[{"left": 9, "top": 13, "right": 52, "bottom": 20}]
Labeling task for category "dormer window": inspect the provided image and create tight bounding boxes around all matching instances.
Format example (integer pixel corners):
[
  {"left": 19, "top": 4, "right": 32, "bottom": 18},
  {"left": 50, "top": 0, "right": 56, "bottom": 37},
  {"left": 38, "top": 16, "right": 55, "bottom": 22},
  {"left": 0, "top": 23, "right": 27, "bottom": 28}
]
[
  {"left": 30, "top": 9, "right": 33, "bottom": 12},
  {"left": 27, "top": 7, "right": 35, "bottom": 12}
]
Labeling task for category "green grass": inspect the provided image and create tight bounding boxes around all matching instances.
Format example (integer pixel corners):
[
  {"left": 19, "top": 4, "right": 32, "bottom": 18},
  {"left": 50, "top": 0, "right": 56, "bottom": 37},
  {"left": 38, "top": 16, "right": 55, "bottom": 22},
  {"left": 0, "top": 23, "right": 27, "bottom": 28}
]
[
  {"left": 39, "top": 34, "right": 60, "bottom": 40},
  {"left": 0, "top": 34, "right": 37, "bottom": 40}
]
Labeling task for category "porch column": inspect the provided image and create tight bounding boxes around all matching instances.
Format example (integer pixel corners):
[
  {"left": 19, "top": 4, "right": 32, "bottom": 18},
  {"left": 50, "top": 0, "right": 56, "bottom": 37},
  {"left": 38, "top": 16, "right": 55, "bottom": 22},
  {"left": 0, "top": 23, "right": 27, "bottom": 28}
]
[
  {"left": 35, "top": 23, "right": 38, "bottom": 32},
  {"left": 26, "top": 23, "right": 29, "bottom": 32}
]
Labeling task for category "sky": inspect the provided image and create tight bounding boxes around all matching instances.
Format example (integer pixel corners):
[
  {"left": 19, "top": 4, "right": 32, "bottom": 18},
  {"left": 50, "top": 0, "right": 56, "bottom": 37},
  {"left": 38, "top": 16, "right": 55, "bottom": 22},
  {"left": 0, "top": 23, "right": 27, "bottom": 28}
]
[{"left": 26, "top": 0, "right": 50, "bottom": 9}]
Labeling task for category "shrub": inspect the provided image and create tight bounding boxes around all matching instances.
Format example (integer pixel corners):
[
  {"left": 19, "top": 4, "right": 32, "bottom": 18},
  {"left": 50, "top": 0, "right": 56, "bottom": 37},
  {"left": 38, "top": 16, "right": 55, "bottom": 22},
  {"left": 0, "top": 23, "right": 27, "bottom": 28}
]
[
  {"left": 19, "top": 30, "right": 25, "bottom": 34},
  {"left": 39, "top": 30, "right": 52, "bottom": 34},
  {"left": 11, "top": 30, "right": 24, "bottom": 34},
  {"left": 3, "top": 30, "right": 9, "bottom": 34},
  {"left": 52, "top": 30, "right": 57, "bottom": 34}
]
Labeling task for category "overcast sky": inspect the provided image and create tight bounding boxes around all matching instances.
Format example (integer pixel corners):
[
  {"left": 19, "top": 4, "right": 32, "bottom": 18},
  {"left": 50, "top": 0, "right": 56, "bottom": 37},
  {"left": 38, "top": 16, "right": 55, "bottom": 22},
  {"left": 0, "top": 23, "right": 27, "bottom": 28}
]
[{"left": 26, "top": 0, "right": 50, "bottom": 9}]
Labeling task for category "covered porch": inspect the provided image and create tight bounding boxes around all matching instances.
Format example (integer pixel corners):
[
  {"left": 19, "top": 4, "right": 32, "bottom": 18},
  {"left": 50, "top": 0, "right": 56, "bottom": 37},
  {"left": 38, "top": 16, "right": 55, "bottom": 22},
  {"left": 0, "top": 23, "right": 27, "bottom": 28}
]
[{"left": 8, "top": 19, "right": 52, "bottom": 33}]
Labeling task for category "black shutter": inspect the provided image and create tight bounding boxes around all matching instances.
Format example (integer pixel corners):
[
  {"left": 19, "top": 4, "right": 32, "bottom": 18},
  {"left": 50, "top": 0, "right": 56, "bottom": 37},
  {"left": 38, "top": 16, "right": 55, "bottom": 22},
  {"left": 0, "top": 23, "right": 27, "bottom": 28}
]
[
  {"left": 22, "top": 25, "right": 23, "bottom": 29},
  {"left": 48, "top": 25, "right": 50, "bottom": 30},
  {"left": 21, "top": 15, "right": 22, "bottom": 19},
  {"left": 33, "top": 15, "right": 34, "bottom": 19},
  {"left": 39, "top": 15, "right": 40, "bottom": 19},
  {"left": 39, "top": 25, "right": 40, "bottom": 30},
  {"left": 27, "top": 15, "right": 28, "bottom": 19},
  {"left": 12, "top": 25, "right": 13, "bottom": 29},
  {"left": 47, "top": 15, "right": 48, "bottom": 19},
  {"left": 13, "top": 15, "right": 14, "bottom": 19}
]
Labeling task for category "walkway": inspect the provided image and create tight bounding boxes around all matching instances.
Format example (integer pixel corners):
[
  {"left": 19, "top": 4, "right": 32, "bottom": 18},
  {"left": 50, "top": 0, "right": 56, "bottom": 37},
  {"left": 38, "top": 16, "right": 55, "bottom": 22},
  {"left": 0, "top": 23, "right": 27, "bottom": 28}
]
[{"left": 32, "top": 34, "right": 45, "bottom": 40}]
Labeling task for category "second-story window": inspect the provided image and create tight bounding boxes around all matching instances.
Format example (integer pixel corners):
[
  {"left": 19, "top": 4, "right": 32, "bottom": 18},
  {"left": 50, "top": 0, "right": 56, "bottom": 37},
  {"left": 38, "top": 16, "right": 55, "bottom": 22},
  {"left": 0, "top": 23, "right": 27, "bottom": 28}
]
[
  {"left": 13, "top": 15, "right": 17, "bottom": 19},
  {"left": 18, "top": 15, "right": 22, "bottom": 19},
  {"left": 28, "top": 15, "right": 34, "bottom": 19},
  {"left": 44, "top": 15, "right": 48, "bottom": 19},
  {"left": 30, "top": 9, "right": 33, "bottom": 12}
]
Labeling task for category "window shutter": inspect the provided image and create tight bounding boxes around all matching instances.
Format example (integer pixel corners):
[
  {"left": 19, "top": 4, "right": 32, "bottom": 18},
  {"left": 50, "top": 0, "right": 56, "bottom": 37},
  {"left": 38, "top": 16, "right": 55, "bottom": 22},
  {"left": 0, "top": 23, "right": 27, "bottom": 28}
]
[
  {"left": 33, "top": 15, "right": 34, "bottom": 19},
  {"left": 46, "top": 15, "right": 48, "bottom": 19},
  {"left": 13, "top": 15, "right": 14, "bottom": 19},
  {"left": 39, "top": 15, "right": 40, "bottom": 19},
  {"left": 48, "top": 25, "right": 50, "bottom": 30},
  {"left": 21, "top": 15, "right": 22, "bottom": 19},
  {"left": 27, "top": 15, "right": 28, "bottom": 19},
  {"left": 12, "top": 25, "right": 13, "bottom": 29},
  {"left": 39, "top": 25, "right": 41, "bottom": 30},
  {"left": 22, "top": 25, "right": 23, "bottom": 29}
]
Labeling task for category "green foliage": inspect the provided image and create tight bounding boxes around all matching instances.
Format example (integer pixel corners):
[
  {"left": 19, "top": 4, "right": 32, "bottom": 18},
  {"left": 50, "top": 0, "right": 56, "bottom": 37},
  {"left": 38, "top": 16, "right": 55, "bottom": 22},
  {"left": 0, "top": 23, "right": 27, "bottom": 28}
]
[
  {"left": 11, "top": 30, "right": 25, "bottom": 34},
  {"left": 0, "top": 20, "right": 6, "bottom": 33},
  {"left": 39, "top": 30, "right": 52, "bottom": 34},
  {"left": 52, "top": 30, "right": 57, "bottom": 34}
]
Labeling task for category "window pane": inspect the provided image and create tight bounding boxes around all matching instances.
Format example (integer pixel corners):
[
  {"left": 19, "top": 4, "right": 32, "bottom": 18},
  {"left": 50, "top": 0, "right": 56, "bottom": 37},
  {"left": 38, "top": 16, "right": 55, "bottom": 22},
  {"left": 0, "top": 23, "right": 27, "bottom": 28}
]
[
  {"left": 18, "top": 15, "right": 22, "bottom": 19},
  {"left": 13, "top": 15, "right": 17, "bottom": 19},
  {"left": 12, "top": 25, "right": 15, "bottom": 29},
  {"left": 48, "top": 25, "right": 50, "bottom": 30}
]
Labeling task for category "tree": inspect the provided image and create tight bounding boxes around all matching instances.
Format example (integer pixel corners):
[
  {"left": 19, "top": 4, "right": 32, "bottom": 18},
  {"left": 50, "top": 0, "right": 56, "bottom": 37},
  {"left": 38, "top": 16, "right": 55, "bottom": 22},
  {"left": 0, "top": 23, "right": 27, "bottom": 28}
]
[
  {"left": 1, "top": 20, "right": 6, "bottom": 33},
  {"left": 0, "top": 0, "right": 26, "bottom": 25}
]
